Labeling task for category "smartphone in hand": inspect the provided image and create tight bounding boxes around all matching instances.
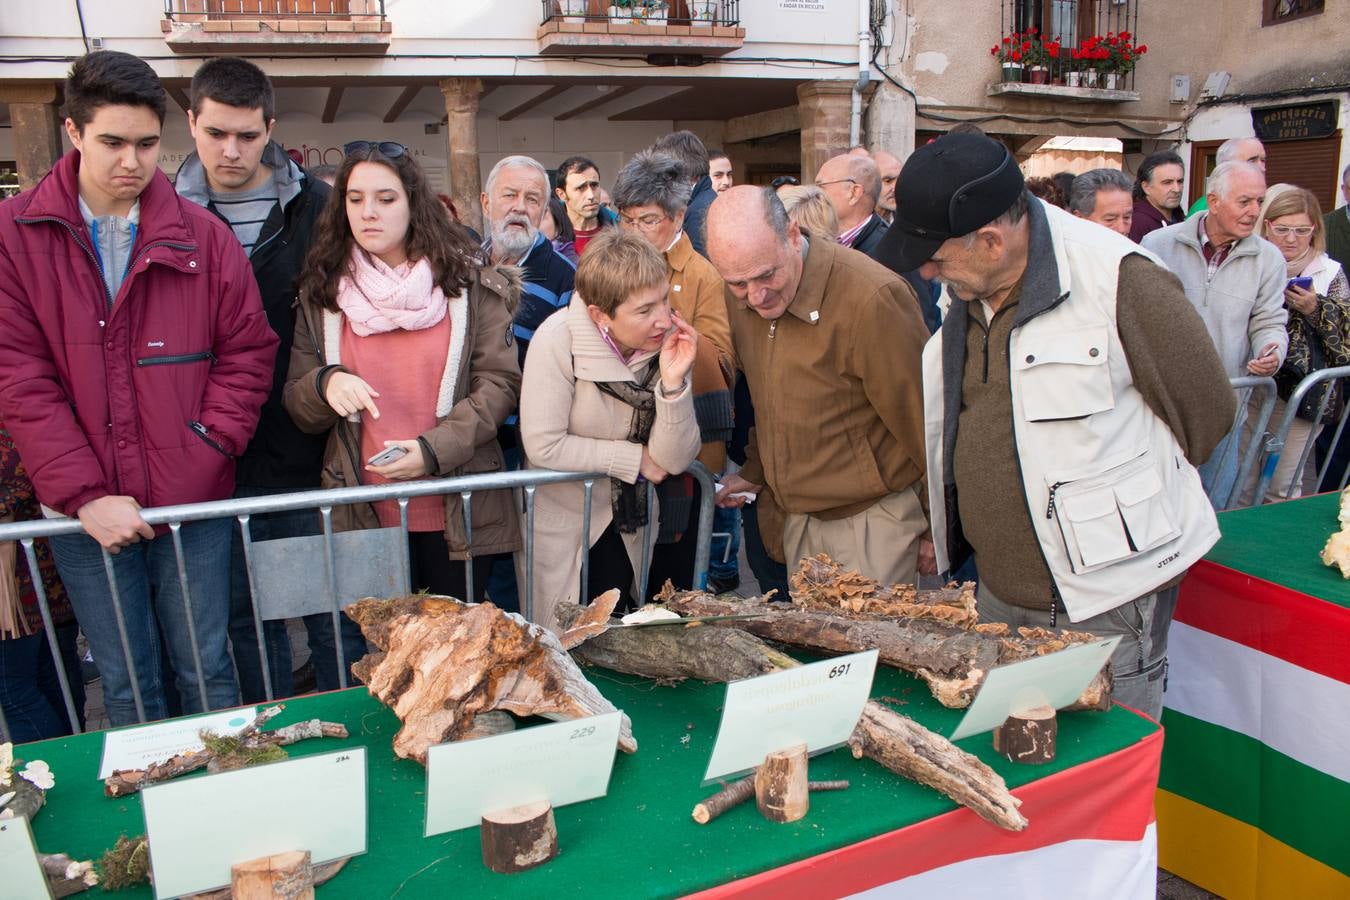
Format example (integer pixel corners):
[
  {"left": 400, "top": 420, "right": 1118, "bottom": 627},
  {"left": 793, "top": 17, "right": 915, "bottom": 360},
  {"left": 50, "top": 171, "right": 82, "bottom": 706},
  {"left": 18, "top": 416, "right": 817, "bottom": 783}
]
[
  {"left": 366, "top": 445, "right": 408, "bottom": 466},
  {"left": 1287, "top": 276, "right": 1314, "bottom": 291}
]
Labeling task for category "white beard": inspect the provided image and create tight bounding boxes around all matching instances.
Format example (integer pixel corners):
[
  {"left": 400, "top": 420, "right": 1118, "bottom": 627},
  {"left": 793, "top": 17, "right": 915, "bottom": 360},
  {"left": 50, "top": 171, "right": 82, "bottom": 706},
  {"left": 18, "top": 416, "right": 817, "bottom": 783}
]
[{"left": 492, "top": 218, "right": 538, "bottom": 258}]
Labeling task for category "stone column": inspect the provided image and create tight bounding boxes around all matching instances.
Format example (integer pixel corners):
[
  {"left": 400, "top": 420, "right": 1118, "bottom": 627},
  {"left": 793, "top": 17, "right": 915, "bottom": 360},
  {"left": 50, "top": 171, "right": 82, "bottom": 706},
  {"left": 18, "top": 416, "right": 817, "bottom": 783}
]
[
  {"left": 796, "top": 81, "right": 854, "bottom": 182},
  {"left": 0, "top": 82, "right": 63, "bottom": 191},
  {"left": 864, "top": 82, "right": 916, "bottom": 167},
  {"left": 439, "top": 77, "right": 483, "bottom": 233}
]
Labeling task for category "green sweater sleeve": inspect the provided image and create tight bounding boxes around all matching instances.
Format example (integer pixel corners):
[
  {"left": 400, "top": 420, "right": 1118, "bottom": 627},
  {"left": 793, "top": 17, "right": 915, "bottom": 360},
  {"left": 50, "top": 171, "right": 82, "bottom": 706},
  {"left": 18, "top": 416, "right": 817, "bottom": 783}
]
[{"left": 1115, "top": 253, "right": 1237, "bottom": 464}]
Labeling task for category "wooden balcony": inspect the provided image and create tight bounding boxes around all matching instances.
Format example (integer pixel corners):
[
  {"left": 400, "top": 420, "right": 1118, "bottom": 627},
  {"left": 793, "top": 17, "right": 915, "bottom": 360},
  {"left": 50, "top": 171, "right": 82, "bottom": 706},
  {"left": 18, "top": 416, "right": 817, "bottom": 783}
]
[
  {"left": 160, "top": 0, "right": 391, "bottom": 55},
  {"left": 538, "top": 1, "right": 744, "bottom": 60}
]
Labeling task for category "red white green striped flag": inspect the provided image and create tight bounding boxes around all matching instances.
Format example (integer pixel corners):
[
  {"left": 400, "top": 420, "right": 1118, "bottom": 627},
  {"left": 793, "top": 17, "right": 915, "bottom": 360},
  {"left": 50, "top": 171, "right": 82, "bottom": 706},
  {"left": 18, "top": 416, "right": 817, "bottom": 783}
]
[{"left": 1158, "top": 561, "right": 1350, "bottom": 898}]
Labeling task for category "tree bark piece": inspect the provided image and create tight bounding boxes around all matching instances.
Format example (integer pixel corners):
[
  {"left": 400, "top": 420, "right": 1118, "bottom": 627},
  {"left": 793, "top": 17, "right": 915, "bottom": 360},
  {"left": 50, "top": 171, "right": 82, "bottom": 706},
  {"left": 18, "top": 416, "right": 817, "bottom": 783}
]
[
  {"left": 693, "top": 777, "right": 851, "bottom": 824},
  {"left": 562, "top": 604, "right": 1027, "bottom": 831},
  {"left": 480, "top": 801, "right": 558, "bottom": 874},
  {"left": 755, "top": 743, "right": 809, "bottom": 823},
  {"left": 661, "top": 588, "right": 1110, "bottom": 711},
  {"left": 231, "top": 849, "right": 315, "bottom": 900},
  {"left": 346, "top": 595, "right": 636, "bottom": 764},
  {"left": 104, "top": 706, "right": 349, "bottom": 796},
  {"left": 850, "top": 700, "right": 1028, "bottom": 830},
  {"left": 40, "top": 852, "right": 98, "bottom": 897},
  {"left": 992, "top": 705, "right": 1057, "bottom": 764},
  {"left": 558, "top": 589, "right": 621, "bottom": 650}
]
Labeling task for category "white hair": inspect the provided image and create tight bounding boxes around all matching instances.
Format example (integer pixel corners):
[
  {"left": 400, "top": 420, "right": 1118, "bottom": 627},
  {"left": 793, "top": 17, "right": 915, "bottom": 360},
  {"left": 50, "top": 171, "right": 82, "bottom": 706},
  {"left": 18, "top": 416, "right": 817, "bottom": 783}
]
[
  {"left": 484, "top": 155, "right": 549, "bottom": 197},
  {"left": 1206, "top": 161, "right": 1264, "bottom": 201},
  {"left": 1215, "top": 137, "right": 1261, "bottom": 165}
]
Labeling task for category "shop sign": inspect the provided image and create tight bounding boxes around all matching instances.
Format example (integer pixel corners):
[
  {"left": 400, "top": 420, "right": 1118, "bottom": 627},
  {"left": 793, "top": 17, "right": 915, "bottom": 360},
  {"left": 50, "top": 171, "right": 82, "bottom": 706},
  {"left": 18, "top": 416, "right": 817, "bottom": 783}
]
[{"left": 1251, "top": 101, "right": 1338, "bottom": 142}]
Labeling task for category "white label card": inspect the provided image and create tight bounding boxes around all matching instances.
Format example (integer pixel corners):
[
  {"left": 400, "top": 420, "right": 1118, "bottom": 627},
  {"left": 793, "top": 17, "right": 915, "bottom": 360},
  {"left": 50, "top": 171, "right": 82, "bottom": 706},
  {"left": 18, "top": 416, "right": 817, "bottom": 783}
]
[
  {"left": 949, "top": 637, "right": 1122, "bottom": 741},
  {"left": 703, "top": 650, "right": 878, "bottom": 782},
  {"left": 141, "top": 748, "right": 366, "bottom": 899},
  {"left": 98, "top": 707, "right": 258, "bottom": 779},
  {"left": 0, "top": 816, "right": 52, "bottom": 899},
  {"left": 424, "top": 712, "right": 622, "bottom": 836}
]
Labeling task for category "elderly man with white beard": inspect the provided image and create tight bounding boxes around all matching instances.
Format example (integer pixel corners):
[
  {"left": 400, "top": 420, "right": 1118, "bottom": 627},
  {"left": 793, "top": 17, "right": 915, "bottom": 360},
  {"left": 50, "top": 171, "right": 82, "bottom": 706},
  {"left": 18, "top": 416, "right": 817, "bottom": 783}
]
[{"left": 480, "top": 155, "right": 576, "bottom": 365}]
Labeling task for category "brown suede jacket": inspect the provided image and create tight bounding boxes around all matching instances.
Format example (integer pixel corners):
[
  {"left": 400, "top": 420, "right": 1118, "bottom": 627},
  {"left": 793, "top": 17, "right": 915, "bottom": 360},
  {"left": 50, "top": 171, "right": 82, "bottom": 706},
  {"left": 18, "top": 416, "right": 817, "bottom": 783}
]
[
  {"left": 731, "top": 238, "right": 930, "bottom": 520},
  {"left": 282, "top": 265, "right": 522, "bottom": 559}
]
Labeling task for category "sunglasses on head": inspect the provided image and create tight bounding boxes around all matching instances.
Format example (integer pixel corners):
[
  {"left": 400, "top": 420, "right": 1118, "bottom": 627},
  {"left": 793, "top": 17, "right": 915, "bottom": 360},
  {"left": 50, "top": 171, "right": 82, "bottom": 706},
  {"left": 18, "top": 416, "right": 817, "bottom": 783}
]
[
  {"left": 770, "top": 175, "right": 800, "bottom": 189},
  {"left": 343, "top": 140, "right": 408, "bottom": 159}
]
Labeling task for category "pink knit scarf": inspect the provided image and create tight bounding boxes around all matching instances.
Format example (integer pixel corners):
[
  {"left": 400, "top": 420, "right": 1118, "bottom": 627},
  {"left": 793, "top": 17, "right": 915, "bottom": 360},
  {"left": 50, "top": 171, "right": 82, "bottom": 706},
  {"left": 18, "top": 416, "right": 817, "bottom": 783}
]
[{"left": 336, "top": 246, "right": 447, "bottom": 336}]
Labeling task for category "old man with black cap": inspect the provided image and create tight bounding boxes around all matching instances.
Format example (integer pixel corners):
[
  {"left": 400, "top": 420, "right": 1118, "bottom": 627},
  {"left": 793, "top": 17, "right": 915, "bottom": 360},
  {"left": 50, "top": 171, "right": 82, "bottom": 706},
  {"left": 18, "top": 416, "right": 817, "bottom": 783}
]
[{"left": 878, "top": 133, "right": 1235, "bottom": 719}]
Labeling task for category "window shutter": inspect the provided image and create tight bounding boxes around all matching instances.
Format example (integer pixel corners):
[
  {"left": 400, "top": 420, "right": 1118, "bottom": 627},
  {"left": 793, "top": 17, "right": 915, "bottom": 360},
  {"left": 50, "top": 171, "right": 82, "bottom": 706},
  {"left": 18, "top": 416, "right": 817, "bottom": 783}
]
[{"left": 1264, "top": 132, "right": 1342, "bottom": 213}]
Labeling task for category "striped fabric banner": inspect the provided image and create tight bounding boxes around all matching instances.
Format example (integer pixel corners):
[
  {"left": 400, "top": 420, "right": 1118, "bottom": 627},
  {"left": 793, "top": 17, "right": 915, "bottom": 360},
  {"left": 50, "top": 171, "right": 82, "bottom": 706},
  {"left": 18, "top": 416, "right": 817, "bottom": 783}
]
[
  {"left": 1158, "top": 561, "right": 1350, "bottom": 900},
  {"left": 697, "top": 730, "right": 1162, "bottom": 899}
]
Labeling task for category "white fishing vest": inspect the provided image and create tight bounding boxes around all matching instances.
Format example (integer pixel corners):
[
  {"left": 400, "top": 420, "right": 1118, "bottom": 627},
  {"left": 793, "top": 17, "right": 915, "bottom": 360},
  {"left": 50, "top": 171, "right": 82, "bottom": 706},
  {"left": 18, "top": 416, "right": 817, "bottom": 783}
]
[{"left": 924, "top": 203, "right": 1220, "bottom": 622}]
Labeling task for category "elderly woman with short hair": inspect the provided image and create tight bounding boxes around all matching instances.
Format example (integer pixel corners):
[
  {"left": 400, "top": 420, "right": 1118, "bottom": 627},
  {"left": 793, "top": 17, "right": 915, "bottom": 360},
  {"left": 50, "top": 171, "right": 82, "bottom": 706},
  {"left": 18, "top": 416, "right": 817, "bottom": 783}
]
[
  {"left": 777, "top": 184, "right": 840, "bottom": 242},
  {"left": 519, "top": 230, "right": 700, "bottom": 629},
  {"left": 612, "top": 150, "right": 735, "bottom": 593}
]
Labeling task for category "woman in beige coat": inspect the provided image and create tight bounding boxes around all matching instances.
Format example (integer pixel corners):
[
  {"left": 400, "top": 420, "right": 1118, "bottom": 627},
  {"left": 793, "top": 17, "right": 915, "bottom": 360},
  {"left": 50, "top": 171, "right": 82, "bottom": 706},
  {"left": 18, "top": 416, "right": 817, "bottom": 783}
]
[{"left": 520, "top": 230, "right": 701, "bottom": 631}]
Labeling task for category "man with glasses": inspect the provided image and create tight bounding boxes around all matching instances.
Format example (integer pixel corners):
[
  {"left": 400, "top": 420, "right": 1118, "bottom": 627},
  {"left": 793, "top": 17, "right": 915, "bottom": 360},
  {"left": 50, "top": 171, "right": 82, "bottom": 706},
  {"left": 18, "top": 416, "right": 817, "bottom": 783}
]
[
  {"left": 178, "top": 57, "right": 365, "bottom": 700},
  {"left": 708, "top": 186, "right": 932, "bottom": 586},
  {"left": 815, "top": 152, "right": 888, "bottom": 259}
]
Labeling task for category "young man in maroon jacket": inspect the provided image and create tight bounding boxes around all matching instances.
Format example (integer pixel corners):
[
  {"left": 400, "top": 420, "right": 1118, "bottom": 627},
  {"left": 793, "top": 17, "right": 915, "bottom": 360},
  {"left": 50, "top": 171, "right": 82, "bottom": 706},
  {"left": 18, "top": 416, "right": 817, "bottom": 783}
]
[{"left": 0, "top": 52, "right": 277, "bottom": 725}]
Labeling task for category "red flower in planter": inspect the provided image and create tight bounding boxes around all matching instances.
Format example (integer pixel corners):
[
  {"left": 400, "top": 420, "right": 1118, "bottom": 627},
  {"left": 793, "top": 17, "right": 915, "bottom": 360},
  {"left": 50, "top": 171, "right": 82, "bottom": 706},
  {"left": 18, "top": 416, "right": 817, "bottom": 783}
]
[
  {"left": 1137, "top": 44, "right": 1148, "bottom": 53},
  {"left": 1012, "top": 50, "right": 1023, "bottom": 62},
  {"left": 1003, "top": 36, "right": 1012, "bottom": 44}
]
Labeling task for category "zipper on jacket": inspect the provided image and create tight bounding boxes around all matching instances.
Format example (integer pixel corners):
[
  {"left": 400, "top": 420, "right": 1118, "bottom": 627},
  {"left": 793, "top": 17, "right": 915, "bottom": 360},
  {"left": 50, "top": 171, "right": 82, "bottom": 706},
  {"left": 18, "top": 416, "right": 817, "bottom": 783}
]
[
  {"left": 1045, "top": 480, "right": 1067, "bottom": 519},
  {"left": 768, "top": 319, "right": 778, "bottom": 341},
  {"left": 137, "top": 351, "right": 215, "bottom": 367},
  {"left": 189, "top": 420, "right": 231, "bottom": 457}
]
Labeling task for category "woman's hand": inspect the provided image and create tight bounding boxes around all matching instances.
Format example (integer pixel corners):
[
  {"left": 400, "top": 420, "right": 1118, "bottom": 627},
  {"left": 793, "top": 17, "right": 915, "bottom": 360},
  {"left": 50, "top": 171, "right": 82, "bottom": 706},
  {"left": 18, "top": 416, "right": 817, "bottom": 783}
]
[
  {"left": 1285, "top": 283, "right": 1318, "bottom": 317},
  {"left": 639, "top": 447, "right": 669, "bottom": 484},
  {"left": 658, "top": 311, "right": 699, "bottom": 394},
  {"left": 366, "top": 440, "right": 428, "bottom": 481},
  {"left": 325, "top": 372, "right": 381, "bottom": 419}
]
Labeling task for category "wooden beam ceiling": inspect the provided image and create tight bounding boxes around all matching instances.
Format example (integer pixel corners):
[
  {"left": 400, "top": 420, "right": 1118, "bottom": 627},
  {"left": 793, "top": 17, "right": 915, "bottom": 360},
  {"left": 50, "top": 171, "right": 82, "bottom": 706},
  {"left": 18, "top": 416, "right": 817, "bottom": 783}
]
[
  {"left": 167, "top": 85, "right": 191, "bottom": 114},
  {"left": 555, "top": 84, "right": 641, "bottom": 121},
  {"left": 499, "top": 85, "right": 571, "bottom": 122},
  {"left": 382, "top": 85, "right": 422, "bottom": 124},
  {"left": 322, "top": 86, "right": 344, "bottom": 124}
]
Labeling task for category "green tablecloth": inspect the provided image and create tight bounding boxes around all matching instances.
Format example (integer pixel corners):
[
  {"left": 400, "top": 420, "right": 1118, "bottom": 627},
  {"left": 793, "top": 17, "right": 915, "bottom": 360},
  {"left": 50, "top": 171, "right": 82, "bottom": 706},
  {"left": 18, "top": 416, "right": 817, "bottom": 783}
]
[
  {"left": 22, "top": 666, "right": 1154, "bottom": 898},
  {"left": 1207, "top": 491, "right": 1350, "bottom": 608}
]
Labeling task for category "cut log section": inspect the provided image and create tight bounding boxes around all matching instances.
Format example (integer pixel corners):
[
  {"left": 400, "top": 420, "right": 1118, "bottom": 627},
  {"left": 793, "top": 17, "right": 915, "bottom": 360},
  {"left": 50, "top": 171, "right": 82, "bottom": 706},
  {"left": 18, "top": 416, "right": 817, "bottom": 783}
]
[
  {"left": 754, "top": 744, "right": 809, "bottom": 823},
  {"left": 231, "top": 849, "right": 315, "bottom": 900},
  {"left": 992, "top": 705, "right": 1058, "bottom": 764},
  {"left": 480, "top": 801, "right": 559, "bottom": 873},
  {"left": 850, "top": 700, "right": 1027, "bottom": 830},
  {"left": 693, "top": 777, "right": 850, "bottom": 824},
  {"left": 346, "top": 595, "right": 636, "bottom": 764},
  {"left": 661, "top": 582, "right": 1111, "bottom": 711}
]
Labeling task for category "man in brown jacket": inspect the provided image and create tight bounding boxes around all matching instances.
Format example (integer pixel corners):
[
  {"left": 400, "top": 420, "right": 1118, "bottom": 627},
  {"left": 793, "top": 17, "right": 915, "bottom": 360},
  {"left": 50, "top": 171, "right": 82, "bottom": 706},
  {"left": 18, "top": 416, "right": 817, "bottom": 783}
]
[{"left": 709, "top": 186, "right": 932, "bottom": 585}]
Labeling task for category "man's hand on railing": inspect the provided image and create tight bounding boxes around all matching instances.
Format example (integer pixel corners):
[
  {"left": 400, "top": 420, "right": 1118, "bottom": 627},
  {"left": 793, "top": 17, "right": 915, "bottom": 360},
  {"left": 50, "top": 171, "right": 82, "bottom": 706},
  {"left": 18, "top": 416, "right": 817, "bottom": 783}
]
[
  {"left": 77, "top": 495, "right": 155, "bottom": 553},
  {"left": 715, "top": 472, "right": 762, "bottom": 508}
]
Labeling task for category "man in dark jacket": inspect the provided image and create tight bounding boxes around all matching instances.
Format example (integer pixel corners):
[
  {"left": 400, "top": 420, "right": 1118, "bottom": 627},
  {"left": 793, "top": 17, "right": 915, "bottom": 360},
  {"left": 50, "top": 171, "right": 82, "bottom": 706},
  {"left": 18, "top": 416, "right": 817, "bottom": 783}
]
[
  {"left": 0, "top": 52, "right": 277, "bottom": 725},
  {"left": 178, "top": 57, "right": 363, "bottom": 701},
  {"left": 653, "top": 130, "right": 716, "bottom": 258}
]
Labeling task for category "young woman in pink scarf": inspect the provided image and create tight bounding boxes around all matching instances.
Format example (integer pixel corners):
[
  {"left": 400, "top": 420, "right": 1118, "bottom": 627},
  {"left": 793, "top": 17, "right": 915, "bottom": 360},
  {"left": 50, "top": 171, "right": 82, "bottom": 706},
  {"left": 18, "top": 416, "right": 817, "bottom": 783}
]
[{"left": 284, "top": 142, "right": 521, "bottom": 602}]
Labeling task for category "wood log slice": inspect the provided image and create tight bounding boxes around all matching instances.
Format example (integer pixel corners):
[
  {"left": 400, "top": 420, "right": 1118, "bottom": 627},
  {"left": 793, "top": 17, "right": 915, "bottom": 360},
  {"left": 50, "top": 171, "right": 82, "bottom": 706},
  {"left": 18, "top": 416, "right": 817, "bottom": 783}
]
[
  {"left": 754, "top": 743, "right": 809, "bottom": 823},
  {"left": 231, "top": 849, "right": 315, "bottom": 900},
  {"left": 480, "top": 801, "right": 559, "bottom": 873},
  {"left": 992, "top": 705, "right": 1058, "bottom": 764}
]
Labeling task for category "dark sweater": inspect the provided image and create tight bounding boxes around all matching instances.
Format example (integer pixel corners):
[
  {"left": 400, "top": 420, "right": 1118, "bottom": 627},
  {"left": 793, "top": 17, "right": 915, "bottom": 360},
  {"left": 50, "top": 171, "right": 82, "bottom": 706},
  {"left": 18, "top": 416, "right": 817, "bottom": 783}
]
[
  {"left": 952, "top": 254, "right": 1234, "bottom": 608},
  {"left": 1325, "top": 205, "right": 1350, "bottom": 274}
]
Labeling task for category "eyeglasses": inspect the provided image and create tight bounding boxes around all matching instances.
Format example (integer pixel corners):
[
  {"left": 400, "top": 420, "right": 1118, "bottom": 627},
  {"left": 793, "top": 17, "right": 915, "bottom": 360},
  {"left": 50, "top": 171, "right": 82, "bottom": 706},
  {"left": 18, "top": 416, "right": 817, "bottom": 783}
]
[
  {"left": 618, "top": 212, "right": 671, "bottom": 231},
  {"left": 343, "top": 140, "right": 408, "bottom": 159},
  {"left": 816, "top": 178, "right": 858, "bottom": 189},
  {"left": 1267, "top": 224, "right": 1315, "bottom": 238}
]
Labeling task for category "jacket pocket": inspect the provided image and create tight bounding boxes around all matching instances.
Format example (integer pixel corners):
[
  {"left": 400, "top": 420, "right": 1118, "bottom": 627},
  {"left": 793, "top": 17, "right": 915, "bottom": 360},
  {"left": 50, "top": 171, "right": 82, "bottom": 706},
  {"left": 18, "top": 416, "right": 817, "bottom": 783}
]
[
  {"left": 1048, "top": 451, "right": 1182, "bottom": 575},
  {"left": 137, "top": 350, "right": 214, "bottom": 367},
  {"left": 1014, "top": 327, "right": 1113, "bottom": 421},
  {"left": 188, "top": 420, "right": 231, "bottom": 458}
]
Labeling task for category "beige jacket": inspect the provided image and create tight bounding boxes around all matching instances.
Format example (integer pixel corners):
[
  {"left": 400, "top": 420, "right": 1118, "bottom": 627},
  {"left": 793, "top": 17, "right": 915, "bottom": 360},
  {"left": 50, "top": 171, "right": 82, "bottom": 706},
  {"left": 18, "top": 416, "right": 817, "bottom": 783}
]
[
  {"left": 666, "top": 230, "right": 733, "bottom": 472},
  {"left": 282, "top": 265, "right": 522, "bottom": 559},
  {"left": 519, "top": 293, "right": 701, "bottom": 631}
]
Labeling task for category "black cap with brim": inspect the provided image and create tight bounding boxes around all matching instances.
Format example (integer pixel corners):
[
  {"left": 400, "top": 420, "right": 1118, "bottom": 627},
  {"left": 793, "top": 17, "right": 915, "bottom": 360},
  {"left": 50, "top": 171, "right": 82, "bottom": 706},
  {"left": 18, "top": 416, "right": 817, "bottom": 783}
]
[{"left": 876, "top": 133, "right": 1026, "bottom": 273}]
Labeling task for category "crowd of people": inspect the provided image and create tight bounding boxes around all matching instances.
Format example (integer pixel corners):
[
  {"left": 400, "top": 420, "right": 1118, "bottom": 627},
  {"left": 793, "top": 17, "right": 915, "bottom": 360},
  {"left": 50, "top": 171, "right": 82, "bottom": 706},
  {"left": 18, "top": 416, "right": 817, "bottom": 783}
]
[{"left": 2, "top": 49, "right": 1349, "bottom": 742}]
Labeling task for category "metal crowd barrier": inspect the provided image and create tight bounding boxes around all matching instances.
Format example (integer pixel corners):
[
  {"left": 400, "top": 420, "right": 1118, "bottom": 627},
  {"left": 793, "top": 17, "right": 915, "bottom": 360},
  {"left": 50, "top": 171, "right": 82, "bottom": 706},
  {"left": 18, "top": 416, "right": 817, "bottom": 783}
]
[
  {"left": 1208, "top": 376, "right": 1278, "bottom": 511},
  {"left": 1251, "top": 365, "right": 1350, "bottom": 502},
  {"left": 0, "top": 463, "right": 716, "bottom": 740}
]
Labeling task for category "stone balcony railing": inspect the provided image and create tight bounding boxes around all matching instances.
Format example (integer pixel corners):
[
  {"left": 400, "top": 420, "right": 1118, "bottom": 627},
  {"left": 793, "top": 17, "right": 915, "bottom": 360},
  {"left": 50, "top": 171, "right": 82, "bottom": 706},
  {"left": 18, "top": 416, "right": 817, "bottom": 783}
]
[{"left": 160, "top": 0, "right": 391, "bottom": 54}]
